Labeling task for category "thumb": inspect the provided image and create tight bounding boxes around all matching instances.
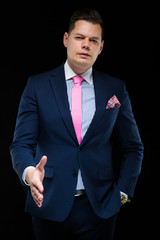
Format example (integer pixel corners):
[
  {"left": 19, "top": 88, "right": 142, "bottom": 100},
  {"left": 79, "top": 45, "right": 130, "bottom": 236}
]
[{"left": 36, "top": 155, "right": 47, "bottom": 172}]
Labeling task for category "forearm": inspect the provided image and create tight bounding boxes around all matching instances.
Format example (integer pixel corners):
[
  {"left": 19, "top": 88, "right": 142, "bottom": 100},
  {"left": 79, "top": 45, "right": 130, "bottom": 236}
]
[
  {"left": 10, "top": 77, "right": 39, "bottom": 182},
  {"left": 115, "top": 82, "right": 143, "bottom": 197}
]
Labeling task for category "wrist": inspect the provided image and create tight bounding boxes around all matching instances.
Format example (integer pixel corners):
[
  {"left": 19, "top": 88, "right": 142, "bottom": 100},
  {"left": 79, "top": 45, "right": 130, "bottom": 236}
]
[{"left": 25, "top": 167, "right": 35, "bottom": 185}]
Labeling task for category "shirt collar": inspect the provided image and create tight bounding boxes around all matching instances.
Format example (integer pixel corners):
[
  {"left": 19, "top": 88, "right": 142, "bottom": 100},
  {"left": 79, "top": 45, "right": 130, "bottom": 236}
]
[{"left": 64, "top": 60, "right": 93, "bottom": 85}]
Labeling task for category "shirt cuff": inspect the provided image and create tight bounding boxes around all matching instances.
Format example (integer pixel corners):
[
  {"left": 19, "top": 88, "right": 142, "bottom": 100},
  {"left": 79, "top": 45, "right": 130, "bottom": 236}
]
[{"left": 22, "top": 166, "right": 35, "bottom": 186}]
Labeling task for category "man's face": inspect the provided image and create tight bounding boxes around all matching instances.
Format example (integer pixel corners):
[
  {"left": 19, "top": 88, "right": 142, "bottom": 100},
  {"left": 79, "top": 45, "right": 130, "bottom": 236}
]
[{"left": 63, "top": 20, "right": 104, "bottom": 74}]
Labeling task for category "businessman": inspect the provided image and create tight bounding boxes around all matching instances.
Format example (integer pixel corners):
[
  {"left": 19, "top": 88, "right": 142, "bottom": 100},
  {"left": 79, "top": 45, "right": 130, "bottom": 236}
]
[{"left": 10, "top": 9, "right": 143, "bottom": 240}]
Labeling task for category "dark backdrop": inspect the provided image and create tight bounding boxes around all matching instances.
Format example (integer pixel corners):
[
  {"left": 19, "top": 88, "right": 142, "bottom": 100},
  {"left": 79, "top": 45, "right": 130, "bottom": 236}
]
[{"left": 1, "top": 3, "right": 158, "bottom": 239}]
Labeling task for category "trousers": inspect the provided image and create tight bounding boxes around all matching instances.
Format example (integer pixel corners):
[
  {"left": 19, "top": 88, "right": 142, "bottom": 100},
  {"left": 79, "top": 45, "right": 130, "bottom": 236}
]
[{"left": 32, "top": 194, "right": 117, "bottom": 240}]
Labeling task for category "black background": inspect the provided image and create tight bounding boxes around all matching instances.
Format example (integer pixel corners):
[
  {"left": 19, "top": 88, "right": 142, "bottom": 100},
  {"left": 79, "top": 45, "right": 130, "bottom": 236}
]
[{"left": 1, "top": 3, "right": 158, "bottom": 239}]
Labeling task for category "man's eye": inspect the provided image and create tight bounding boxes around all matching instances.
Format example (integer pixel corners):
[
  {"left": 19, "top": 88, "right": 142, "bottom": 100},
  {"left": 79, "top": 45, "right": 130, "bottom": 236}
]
[
  {"left": 75, "top": 36, "right": 83, "bottom": 40},
  {"left": 91, "top": 39, "right": 98, "bottom": 44}
]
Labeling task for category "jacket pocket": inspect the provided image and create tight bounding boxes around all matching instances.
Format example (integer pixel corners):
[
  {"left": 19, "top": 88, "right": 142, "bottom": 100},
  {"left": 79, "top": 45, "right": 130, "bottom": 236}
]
[
  {"left": 44, "top": 166, "right": 54, "bottom": 178},
  {"left": 99, "top": 167, "right": 115, "bottom": 180}
]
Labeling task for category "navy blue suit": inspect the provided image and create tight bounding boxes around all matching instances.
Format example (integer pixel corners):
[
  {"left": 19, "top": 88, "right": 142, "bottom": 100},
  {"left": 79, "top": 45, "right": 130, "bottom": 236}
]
[{"left": 10, "top": 64, "right": 143, "bottom": 222}]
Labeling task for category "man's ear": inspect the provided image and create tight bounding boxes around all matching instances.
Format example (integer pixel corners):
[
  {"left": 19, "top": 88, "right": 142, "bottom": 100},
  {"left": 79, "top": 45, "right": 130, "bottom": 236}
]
[
  {"left": 99, "top": 40, "right": 104, "bottom": 55},
  {"left": 63, "top": 32, "right": 69, "bottom": 48}
]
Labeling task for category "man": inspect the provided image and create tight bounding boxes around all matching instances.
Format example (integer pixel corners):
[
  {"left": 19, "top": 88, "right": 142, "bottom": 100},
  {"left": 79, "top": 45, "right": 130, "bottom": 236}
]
[{"left": 10, "top": 9, "right": 143, "bottom": 240}]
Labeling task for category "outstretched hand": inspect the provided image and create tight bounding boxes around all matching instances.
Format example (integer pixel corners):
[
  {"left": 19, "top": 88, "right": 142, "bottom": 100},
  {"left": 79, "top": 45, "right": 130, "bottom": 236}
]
[{"left": 26, "top": 156, "right": 47, "bottom": 207}]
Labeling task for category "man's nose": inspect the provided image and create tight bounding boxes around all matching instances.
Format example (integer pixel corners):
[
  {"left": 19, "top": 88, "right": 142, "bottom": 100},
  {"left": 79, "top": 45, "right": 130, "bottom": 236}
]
[{"left": 82, "top": 38, "right": 90, "bottom": 49}]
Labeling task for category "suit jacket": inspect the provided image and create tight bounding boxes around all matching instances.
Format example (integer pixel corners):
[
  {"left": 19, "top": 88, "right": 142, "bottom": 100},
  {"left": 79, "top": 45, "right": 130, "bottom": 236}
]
[{"left": 10, "top": 64, "right": 143, "bottom": 221}]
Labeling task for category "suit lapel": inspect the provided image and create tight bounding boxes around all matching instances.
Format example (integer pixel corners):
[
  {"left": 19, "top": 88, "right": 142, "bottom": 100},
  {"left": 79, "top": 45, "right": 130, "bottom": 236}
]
[
  {"left": 49, "top": 65, "right": 78, "bottom": 143},
  {"left": 49, "top": 65, "right": 111, "bottom": 146}
]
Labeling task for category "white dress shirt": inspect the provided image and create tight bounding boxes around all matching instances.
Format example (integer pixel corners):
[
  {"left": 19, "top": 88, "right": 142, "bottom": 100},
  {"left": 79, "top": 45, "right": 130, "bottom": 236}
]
[{"left": 64, "top": 61, "right": 96, "bottom": 189}]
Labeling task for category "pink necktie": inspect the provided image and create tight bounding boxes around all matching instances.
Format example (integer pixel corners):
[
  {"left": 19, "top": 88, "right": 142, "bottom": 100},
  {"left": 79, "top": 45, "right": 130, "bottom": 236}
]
[{"left": 71, "top": 76, "right": 84, "bottom": 144}]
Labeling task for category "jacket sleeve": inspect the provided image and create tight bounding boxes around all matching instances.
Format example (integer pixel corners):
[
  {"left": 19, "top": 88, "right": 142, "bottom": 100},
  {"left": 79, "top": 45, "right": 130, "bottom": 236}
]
[
  {"left": 115, "top": 81, "right": 144, "bottom": 198},
  {"left": 10, "top": 77, "right": 38, "bottom": 182}
]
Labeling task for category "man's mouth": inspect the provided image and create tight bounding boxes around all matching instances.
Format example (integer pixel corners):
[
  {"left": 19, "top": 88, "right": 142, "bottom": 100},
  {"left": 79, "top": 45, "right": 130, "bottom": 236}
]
[{"left": 78, "top": 53, "right": 91, "bottom": 58}]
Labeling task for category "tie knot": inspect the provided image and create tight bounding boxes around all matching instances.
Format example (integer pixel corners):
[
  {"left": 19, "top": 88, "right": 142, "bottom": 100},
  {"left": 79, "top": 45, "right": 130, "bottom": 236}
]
[{"left": 73, "top": 76, "right": 84, "bottom": 85}]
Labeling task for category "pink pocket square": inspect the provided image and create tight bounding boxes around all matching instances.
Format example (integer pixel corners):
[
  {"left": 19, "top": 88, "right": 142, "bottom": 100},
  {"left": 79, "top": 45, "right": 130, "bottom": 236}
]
[{"left": 106, "top": 95, "right": 121, "bottom": 109}]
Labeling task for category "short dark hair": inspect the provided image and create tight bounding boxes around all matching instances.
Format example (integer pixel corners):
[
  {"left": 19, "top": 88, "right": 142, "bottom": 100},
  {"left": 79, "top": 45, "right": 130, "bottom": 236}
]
[{"left": 68, "top": 9, "right": 104, "bottom": 40}]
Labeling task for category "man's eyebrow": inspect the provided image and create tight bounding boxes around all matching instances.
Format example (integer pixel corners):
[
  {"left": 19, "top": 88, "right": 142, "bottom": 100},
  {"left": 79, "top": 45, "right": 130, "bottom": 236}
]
[
  {"left": 74, "top": 33, "right": 85, "bottom": 37},
  {"left": 74, "top": 33, "right": 100, "bottom": 40},
  {"left": 90, "top": 36, "right": 100, "bottom": 40}
]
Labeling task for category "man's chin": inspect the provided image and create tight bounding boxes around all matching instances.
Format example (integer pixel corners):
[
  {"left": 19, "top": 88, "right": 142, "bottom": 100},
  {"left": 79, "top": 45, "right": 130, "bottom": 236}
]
[
  {"left": 68, "top": 59, "right": 93, "bottom": 74},
  {"left": 76, "top": 58, "right": 93, "bottom": 68}
]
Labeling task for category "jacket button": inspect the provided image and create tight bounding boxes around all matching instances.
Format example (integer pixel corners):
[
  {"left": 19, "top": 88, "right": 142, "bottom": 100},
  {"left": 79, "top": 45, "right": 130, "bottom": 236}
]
[{"left": 72, "top": 171, "right": 78, "bottom": 177}]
